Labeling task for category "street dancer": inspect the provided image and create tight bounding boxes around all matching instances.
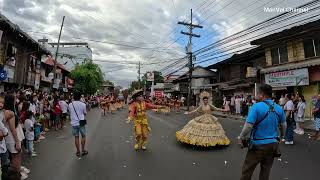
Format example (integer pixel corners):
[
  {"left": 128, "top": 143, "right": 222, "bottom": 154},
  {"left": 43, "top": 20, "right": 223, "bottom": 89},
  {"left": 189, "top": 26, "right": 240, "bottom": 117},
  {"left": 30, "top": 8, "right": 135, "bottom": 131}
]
[
  {"left": 127, "top": 89, "right": 163, "bottom": 150},
  {"left": 176, "top": 91, "right": 230, "bottom": 147}
]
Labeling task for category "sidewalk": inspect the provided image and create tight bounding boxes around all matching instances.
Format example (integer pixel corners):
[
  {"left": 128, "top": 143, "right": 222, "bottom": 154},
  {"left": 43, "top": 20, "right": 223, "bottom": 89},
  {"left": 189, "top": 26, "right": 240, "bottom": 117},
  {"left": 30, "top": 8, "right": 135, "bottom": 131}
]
[
  {"left": 212, "top": 111, "right": 316, "bottom": 132},
  {"left": 181, "top": 106, "right": 316, "bottom": 132}
]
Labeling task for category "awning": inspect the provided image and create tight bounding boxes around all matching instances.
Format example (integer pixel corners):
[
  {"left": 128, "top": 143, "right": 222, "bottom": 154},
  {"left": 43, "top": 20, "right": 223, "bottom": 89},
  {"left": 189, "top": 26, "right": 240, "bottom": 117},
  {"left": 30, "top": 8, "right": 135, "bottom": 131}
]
[
  {"left": 261, "top": 57, "right": 320, "bottom": 74},
  {"left": 272, "top": 87, "right": 287, "bottom": 91},
  {"left": 220, "top": 83, "right": 253, "bottom": 91}
]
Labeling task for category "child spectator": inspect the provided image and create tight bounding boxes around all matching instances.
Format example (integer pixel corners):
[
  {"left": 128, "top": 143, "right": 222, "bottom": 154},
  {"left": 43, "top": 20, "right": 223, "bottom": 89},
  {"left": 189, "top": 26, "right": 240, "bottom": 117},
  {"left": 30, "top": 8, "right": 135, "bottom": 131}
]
[
  {"left": 24, "top": 111, "right": 37, "bottom": 157},
  {"left": 59, "top": 96, "right": 69, "bottom": 129},
  {"left": 53, "top": 97, "right": 62, "bottom": 131},
  {"left": 43, "top": 100, "right": 51, "bottom": 132}
]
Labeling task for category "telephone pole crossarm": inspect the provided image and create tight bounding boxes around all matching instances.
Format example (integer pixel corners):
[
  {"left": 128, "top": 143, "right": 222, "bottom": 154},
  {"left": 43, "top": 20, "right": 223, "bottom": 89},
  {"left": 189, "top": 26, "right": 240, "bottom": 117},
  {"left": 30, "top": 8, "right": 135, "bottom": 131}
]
[{"left": 181, "top": 31, "right": 201, "bottom": 38}]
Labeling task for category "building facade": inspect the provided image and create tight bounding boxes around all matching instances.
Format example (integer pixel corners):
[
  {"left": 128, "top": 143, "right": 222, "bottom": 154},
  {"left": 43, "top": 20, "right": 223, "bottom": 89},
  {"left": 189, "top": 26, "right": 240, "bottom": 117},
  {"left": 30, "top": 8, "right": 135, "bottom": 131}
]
[
  {"left": 251, "top": 19, "right": 320, "bottom": 118},
  {"left": 206, "top": 47, "right": 266, "bottom": 98},
  {"left": 39, "top": 41, "right": 92, "bottom": 71},
  {"left": 0, "top": 13, "right": 50, "bottom": 91}
]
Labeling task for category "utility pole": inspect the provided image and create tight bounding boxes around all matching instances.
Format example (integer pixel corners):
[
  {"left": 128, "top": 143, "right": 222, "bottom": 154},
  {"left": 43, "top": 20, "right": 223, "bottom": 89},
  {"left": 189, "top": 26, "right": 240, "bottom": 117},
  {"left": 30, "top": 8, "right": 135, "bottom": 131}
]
[
  {"left": 51, "top": 16, "right": 65, "bottom": 92},
  {"left": 138, "top": 61, "right": 141, "bottom": 89},
  {"left": 178, "top": 9, "right": 202, "bottom": 111}
]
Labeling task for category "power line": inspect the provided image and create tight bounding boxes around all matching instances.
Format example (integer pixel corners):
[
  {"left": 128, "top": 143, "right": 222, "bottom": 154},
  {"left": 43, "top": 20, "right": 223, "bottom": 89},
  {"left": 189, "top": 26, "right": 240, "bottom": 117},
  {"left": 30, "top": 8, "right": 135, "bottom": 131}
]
[{"left": 194, "top": 0, "right": 320, "bottom": 55}]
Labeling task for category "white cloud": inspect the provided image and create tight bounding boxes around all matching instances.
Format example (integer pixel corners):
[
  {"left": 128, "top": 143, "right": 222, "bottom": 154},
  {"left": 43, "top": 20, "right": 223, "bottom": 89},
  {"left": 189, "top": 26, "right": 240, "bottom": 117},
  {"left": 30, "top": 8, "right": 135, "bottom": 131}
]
[{"left": 1, "top": 0, "right": 315, "bottom": 87}]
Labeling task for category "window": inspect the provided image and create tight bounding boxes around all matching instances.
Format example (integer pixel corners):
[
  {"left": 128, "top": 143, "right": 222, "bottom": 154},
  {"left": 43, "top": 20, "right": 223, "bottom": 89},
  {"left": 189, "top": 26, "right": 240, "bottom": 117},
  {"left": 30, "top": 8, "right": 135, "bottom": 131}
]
[
  {"left": 304, "top": 38, "right": 320, "bottom": 58},
  {"left": 5, "top": 43, "right": 17, "bottom": 67},
  {"left": 271, "top": 45, "right": 288, "bottom": 65}
]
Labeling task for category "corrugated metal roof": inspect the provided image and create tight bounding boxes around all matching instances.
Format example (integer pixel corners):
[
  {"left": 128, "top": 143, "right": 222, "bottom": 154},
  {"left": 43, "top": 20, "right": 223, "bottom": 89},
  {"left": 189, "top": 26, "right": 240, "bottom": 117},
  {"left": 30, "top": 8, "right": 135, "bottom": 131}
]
[
  {"left": 261, "top": 57, "right": 320, "bottom": 74},
  {"left": 0, "top": 13, "right": 50, "bottom": 54}
]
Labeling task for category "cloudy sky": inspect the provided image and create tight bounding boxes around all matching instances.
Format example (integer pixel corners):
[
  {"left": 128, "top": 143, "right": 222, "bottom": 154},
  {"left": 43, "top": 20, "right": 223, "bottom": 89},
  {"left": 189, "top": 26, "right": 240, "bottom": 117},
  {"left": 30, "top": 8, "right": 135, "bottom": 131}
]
[{"left": 0, "top": 0, "right": 316, "bottom": 87}]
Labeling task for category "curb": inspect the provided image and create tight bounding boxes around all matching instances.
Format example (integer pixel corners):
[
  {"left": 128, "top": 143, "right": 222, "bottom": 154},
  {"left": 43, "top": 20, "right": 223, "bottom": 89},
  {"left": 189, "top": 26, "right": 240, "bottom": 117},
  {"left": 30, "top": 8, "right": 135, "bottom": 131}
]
[{"left": 213, "top": 113, "right": 316, "bottom": 132}]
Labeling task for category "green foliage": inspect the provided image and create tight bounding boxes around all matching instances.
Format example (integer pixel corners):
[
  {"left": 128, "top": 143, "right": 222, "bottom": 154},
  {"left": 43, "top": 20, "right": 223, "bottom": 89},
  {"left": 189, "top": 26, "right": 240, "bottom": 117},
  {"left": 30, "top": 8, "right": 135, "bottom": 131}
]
[
  {"left": 129, "top": 71, "right": 164, "bottom": 93},
  {"left": 141, "top": 71, "right": 164, "bottom": 89},
  {"left": 129, "top": 81, "right": 140, "bottom": 93},
  {"left": 70, "top": 61, "right": 104, "bottom": 95}
]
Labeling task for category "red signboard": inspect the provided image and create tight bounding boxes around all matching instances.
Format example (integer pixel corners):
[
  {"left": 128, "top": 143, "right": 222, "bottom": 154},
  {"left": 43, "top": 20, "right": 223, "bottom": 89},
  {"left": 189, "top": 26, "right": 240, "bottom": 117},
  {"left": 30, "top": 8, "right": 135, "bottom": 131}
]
[{"left": 154, "top": 90, "right": 163, "bottom": 98}]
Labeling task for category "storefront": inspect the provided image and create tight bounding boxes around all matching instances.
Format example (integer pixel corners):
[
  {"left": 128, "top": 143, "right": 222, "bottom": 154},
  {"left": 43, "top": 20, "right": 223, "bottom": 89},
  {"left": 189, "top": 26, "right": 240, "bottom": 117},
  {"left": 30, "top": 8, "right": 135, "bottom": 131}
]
[{"left": 264, "top": 66, "right": 320, "bottom": 118}]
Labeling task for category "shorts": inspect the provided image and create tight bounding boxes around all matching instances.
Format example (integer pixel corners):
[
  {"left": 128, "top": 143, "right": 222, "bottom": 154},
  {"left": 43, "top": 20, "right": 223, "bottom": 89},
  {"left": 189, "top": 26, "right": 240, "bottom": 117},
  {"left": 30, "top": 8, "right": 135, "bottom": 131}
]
[
  {"left": 0, "top": 151, "right": 10, "bottom": 167},
  {"left": 296, "top": 117, "right": 305, "bottom": 122},
  {"left": 62, "top": 113, "right": 68, "bottom": 119},
  {"left": 72, "top": 126, "right": 86, "bottom": 137},
  {"left": 6, "top": 141, "right": 21, "bottom": 154},
  {"left": 315, "top": 118, "right": 320, "bottom": 131},
  {"left": 55, "top": 115, "right": 61, "bottom": 123}
]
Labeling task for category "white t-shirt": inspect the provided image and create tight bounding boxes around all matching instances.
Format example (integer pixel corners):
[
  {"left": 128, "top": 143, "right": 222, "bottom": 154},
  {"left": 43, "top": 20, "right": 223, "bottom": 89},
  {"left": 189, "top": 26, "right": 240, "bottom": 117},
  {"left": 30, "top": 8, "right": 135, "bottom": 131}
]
[
  {"left": 24, "top": 119, "right": 34, "bottom": 141},
  {"left": 59, "top": 100, "right": 69, "bottom": 113},
  {"left": 297, "top": 102, "right": 306, "bottom": 118},
  {"left": 284, "top": 100, "right": 295, "bottom": 111},
  {"left": 68, "top": 101, "right": 87, "bottom": 126},
  {"left": 279, "top": 97, "right": 286, "bottom": 106}
]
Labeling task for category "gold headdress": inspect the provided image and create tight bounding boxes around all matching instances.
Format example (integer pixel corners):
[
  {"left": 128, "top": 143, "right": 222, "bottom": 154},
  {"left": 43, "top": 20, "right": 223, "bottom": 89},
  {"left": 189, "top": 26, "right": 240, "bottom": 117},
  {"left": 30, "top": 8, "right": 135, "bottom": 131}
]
[
  {"left": 131, "top": 89, "right": 143, "bottom": 99},
  {"left": 200, "top": 91, "right": 210, "bottom": 99}
]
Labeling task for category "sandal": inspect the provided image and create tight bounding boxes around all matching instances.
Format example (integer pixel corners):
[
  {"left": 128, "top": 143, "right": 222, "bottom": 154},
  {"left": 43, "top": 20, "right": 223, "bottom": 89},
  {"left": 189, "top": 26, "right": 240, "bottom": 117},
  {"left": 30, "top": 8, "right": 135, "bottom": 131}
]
[
  {"left": 76, "top": 152, "right": 81, "bottom": 157},
  {"left": 82, "top": 150, "right": 88, "bottom": 156}
]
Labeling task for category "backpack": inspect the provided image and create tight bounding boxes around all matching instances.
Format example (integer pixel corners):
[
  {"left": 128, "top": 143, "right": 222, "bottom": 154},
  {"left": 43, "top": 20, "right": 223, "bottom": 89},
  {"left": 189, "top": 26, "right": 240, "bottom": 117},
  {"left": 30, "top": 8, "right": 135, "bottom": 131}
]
[{"left": 250, "top": 101, "right": 281, "bottom": 141}]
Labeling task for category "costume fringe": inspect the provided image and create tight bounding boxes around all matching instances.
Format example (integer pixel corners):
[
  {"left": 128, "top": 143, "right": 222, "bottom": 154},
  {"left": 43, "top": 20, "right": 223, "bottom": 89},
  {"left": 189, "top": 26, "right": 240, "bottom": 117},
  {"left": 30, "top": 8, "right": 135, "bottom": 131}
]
[{"left": 176, "top": 114, "right": 230, "bottom": 147}]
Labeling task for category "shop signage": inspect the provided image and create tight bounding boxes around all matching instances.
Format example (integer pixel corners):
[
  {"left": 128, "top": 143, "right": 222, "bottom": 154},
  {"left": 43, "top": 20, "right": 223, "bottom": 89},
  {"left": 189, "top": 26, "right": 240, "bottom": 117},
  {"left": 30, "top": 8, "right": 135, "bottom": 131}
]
[
  {"left": 0, "top": 69, "right": 7, "bottom": 81},
  {"left": 34, "top": 74, "right": 40, "bottom": 90},
  {"left": 146, "top": 72, "right": 154, "bottom": 82},
  {"left": 154, "top": 90, "right": 163, "bottom": 98},
  {"left": 3, "top": 65, "right": 14, "bottom": 79},
  {"left": 265, "top": 68, "right": 309, "bottom": 87},
  {"left": 246, "top": 67, "right": 257, "bottom": 78}
]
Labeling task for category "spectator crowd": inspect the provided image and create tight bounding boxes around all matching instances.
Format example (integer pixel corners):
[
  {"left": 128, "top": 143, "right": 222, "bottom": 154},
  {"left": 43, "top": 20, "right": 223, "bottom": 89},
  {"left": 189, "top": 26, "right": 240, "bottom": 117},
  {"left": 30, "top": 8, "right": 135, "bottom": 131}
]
[{"left": 0, "top": 88, "right": 95, "bottom": 180}]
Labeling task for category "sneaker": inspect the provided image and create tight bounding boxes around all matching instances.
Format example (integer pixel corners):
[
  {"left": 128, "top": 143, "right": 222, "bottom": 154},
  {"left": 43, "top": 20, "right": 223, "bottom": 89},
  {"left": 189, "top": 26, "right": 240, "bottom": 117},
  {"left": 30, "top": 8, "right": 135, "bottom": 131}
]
[
  {"left": 285, "top": 141, "right": 294, "bottom": 145},
  {"left": 281, "top": 138, "right": 286, "bottom": 142},
  {"left": 298, "top": 129, "right": 305, "bottom": 135},
  {"left": 31, "top": 152, "right": 37, "bottom": 157},
  {"left": 21, "top": 172, "right": 28, "bottom": 180},
  {"left": 21, "top": 166, "right": 30, "bottom": 174},
  {"left": 294, "top": 129, "right": 299, "bottom": 134},
  {"left": 134, "top": 144, "right": 140, "bottom": 150},
  {"left": 39, "top": 135, "right": 46, "bottom": 140}
]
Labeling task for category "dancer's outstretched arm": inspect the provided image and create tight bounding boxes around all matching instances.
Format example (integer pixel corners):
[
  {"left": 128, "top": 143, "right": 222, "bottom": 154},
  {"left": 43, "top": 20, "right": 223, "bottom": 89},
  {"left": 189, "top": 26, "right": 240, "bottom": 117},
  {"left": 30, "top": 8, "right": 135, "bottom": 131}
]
[
  {"left": 209, "top": 104, "right": 227, "bottom": 112},
  {"left": 186, "top": 105, "right": 202, "bottom": 115}
]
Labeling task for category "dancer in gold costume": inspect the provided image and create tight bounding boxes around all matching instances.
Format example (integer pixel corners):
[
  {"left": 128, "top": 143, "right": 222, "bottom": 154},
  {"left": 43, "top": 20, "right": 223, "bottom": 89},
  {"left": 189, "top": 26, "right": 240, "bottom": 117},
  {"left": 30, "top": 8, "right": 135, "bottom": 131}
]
[
  {"left": 127, "top": 90, "right": 163, "bottom": 150},
  {"left": 176, "top": 91, "right": 230, "bottom": 147}
]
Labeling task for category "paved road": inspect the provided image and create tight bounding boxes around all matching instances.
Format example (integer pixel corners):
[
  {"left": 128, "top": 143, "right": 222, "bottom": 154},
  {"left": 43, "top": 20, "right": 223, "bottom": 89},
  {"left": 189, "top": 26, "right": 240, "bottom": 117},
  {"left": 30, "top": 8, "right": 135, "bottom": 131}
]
[{"left": 25, "top": 108, "right": 319, "bottom": 180}]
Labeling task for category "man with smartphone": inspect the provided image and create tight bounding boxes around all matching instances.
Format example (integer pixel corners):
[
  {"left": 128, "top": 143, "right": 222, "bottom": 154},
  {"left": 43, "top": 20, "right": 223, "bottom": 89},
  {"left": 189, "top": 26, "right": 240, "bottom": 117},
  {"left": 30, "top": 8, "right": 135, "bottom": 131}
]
[{"left": 238, "top": 84, "right": 286, "bottom": 180}]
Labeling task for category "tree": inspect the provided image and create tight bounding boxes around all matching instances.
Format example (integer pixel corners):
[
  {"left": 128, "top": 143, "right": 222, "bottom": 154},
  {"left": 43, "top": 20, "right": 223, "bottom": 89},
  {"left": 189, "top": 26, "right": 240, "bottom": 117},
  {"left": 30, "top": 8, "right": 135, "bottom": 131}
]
[
  {"left": 129, "top": 81, "right": 140, "bottom": 93},
  {"left": 70, "top": 61, "right": 104, "bottom": 95}
]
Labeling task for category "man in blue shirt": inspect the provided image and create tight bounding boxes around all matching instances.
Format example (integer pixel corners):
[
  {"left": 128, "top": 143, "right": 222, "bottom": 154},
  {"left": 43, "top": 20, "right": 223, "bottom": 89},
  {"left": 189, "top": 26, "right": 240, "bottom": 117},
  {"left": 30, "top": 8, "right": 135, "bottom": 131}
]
[
  {"left": 238, "top": 84, "right": 286, "bottom": 180},
  {"left": 312, "top": 94, "right": 320, "bottom": 139}
]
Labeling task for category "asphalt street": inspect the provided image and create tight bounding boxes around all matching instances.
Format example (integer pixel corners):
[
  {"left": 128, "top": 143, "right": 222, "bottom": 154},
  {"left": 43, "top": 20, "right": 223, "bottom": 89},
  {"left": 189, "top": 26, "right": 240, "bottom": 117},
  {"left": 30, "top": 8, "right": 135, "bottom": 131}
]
[{"left": 24, "top": 107, "right": 319, "bottom": 180}]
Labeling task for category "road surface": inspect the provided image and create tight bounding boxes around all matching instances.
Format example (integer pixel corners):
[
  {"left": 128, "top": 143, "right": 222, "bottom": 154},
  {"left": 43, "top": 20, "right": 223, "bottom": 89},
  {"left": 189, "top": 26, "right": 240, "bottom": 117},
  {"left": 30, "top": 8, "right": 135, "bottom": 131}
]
[{"left": 24, "top": 108, "right": 319, "bottom": 180}]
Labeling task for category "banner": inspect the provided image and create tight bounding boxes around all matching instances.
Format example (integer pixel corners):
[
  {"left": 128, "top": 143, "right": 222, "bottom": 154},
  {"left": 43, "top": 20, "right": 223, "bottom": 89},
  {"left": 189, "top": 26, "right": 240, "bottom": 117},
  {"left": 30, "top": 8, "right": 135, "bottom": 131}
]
[
  {"left": 265, "top": 68, "right": 309, "bottom": 87},
  {"left": 146, "top": 72, "right": 154, "bottom": 81},
  {"left": 154, "top": 90, "right": 163, "bottom": 98},
  {"left": 0, "top": 30, "right": 2, "bottom": 44}
]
